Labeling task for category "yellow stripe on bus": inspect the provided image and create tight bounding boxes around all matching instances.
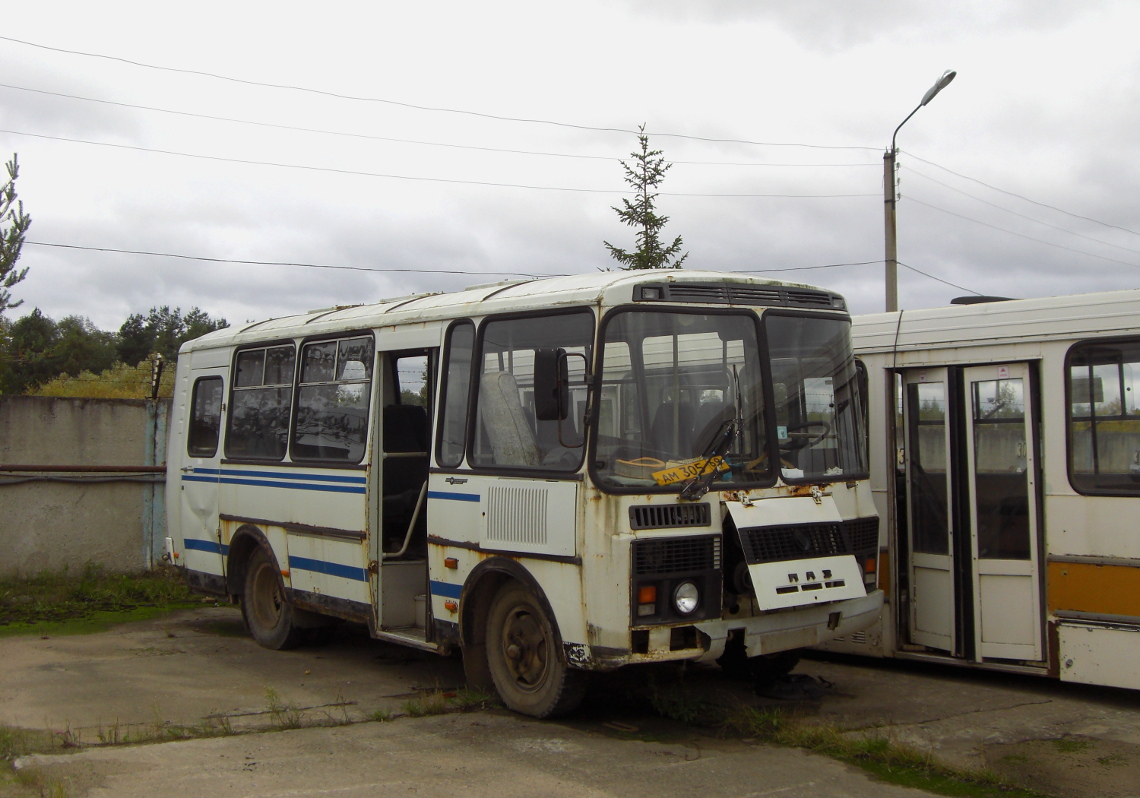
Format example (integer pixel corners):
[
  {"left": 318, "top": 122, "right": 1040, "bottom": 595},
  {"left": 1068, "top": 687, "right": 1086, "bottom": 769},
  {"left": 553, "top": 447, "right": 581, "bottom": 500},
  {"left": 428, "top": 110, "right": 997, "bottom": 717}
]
[{"left": 1048, "top": 560, "right": 1140, "bottom": 618}]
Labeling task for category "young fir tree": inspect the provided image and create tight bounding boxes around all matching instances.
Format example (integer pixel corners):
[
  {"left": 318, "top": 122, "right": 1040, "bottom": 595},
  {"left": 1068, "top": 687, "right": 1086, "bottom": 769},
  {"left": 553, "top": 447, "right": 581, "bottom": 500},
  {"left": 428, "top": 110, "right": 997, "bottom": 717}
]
[
  {"left": 1, "top": 154, "right": 32, "bottom": 316},
  {"left": 604, "top": 125, "right": 688, "bottom": 270}
]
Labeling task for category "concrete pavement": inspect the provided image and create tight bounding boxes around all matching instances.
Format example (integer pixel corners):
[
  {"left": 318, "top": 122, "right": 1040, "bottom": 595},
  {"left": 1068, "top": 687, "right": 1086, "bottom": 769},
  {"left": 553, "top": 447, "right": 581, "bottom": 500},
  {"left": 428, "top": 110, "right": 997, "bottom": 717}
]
[{"left": 3, "top": 606, "right": 1140, "bottom": 797}]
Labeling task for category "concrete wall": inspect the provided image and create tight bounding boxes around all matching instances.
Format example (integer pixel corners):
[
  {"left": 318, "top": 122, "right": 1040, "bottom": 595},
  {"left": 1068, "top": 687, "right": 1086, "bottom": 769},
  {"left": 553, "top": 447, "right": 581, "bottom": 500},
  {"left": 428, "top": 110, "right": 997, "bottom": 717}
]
[{"left": 0, "top": 396, "right": 169, "bottom": 577}]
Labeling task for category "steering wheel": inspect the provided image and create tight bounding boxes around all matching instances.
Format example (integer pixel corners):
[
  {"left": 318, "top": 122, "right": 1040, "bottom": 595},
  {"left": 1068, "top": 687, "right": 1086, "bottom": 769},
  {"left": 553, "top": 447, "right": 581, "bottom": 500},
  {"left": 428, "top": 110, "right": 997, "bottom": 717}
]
[{"left": 780, "top": 421, "right": 832, "bottom": 449}]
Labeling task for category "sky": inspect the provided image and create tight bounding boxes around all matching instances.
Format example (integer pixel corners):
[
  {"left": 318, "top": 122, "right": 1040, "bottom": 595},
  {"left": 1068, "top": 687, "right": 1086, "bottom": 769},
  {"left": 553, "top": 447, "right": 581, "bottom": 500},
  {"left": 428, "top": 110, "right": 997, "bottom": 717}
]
[{"left": 2, "top": 1, "right": 1139, "bottom": 332}]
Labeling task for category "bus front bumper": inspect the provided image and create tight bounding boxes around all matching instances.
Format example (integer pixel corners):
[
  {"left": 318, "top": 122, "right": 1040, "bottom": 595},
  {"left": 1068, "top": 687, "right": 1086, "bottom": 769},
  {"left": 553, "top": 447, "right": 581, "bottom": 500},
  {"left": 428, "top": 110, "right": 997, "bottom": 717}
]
[{"left": 567, "top": 590, "right": 884, "bottom": 671}]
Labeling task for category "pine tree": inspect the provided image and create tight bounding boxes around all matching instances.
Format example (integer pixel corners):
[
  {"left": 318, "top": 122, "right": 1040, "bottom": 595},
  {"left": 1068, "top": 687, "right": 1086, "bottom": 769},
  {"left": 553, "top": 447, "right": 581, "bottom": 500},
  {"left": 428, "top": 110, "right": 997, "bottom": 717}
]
[
  {"left": 0, "top": 154, "right": 32, "bottom": 316},
  {"left": 604, "top": 125, "right": 688, "bottom": 270}
]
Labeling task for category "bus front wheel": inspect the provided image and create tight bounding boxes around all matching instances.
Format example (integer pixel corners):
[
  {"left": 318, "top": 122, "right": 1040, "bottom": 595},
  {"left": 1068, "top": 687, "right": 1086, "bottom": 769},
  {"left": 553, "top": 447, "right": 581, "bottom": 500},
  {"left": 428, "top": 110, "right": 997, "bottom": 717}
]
[
  {"left": 485, "top": 583, "right": 585, "bottom": 718},
  {"left": 241, "top": 547, "right": 305, "bottom": 650}
]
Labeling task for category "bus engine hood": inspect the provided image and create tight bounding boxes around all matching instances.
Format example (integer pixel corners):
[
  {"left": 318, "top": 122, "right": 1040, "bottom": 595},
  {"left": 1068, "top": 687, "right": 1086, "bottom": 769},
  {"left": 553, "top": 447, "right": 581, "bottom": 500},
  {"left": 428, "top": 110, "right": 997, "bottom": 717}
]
[{"left": 724, "top": 495, "right": 868, "bottom": 611}]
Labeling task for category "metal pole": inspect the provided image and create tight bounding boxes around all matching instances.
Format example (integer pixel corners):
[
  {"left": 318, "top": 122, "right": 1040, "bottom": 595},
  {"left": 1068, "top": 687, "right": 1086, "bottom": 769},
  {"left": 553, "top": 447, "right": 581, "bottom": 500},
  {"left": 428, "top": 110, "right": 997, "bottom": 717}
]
[
  {"left": 884, "top": 147, "right": 898, "bottom": 313},
  {"left": 883, "top": 70, "right": 955, "bottom": 313}
]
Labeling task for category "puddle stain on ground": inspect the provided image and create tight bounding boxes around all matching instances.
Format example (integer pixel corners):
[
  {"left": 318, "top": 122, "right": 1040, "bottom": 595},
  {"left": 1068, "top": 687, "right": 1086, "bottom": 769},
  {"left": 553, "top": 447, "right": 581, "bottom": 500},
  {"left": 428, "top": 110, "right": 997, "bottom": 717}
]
[{"left": 985, "top": 736, "right": 1140, "bottom": 798}]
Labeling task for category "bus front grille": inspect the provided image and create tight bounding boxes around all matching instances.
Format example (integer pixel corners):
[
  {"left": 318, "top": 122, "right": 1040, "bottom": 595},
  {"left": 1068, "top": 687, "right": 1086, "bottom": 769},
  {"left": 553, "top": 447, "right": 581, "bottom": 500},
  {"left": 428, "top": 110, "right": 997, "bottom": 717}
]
[
  {"left": 739, "top": 517, "right": 878, "bottom": 564},
  {"left": 633, "top": 535, "right": 721, "bottom": 576}
]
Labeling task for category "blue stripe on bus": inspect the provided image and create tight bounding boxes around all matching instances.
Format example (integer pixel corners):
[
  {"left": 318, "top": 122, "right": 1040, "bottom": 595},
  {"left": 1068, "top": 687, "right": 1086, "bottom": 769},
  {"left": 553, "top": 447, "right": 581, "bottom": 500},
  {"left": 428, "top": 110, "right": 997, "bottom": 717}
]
[
  {"left": 182, "top": 469, "right": 366, "bottom": 494},
  {"left": 288, "top": 555, "right": 368, "bottom": 582},
  {"left": 184, "top": 467, "right": 365, "bottom": 484},
  {"left": 430, "top": 580, "right": 463, "bottom": 599},
  {"left": 218, "top": 468, "right": 366, "bottom": 484},
  {"left": 426, "top": 490, "right": 480, "bottom": 503},
  {"left": 218, "top": 477, "right": 366, "bottom": 494},
  {"left": 182, "top": 538, "right": 229, "bottom": 555}
]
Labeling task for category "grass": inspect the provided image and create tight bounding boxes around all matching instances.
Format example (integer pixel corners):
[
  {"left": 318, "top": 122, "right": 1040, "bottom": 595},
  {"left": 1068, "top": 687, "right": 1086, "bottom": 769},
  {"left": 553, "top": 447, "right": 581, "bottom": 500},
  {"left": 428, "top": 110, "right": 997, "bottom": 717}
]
[
  {"left": 401, "top": 687, "right": 500, "bottom": 718},
  {"left": 714, "top": 705, "right": 1050, "bottom": 798},
  {"left": 264, "top": 688, "right": 304, "bottom": 730},
  {"left": 0, "top": 564, "right": 203, "bottom": 637},
  {"left": 0, "top": 724, "right": 74, "bottom": 798}
]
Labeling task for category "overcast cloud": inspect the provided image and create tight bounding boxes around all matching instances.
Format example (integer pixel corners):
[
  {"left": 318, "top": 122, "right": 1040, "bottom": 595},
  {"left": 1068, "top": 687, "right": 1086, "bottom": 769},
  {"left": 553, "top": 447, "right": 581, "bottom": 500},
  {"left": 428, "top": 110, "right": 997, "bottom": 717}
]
[{"left": 1, "top": 1, "right": 1138, "bottom": 331}]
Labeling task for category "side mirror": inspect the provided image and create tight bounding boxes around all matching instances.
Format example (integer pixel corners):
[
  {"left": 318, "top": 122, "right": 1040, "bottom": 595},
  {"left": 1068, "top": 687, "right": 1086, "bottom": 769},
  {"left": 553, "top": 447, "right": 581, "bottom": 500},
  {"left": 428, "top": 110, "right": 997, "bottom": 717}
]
[{"left": 534, "top": 348, "right": 569, "bottom": 421}]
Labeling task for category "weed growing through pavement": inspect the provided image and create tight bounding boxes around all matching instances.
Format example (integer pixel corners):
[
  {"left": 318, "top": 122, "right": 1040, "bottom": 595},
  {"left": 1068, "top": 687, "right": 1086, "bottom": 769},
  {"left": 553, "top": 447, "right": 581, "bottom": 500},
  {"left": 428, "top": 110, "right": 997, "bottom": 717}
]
[{"left": 265, "top": 688, "right": 304, "bottom": 730}]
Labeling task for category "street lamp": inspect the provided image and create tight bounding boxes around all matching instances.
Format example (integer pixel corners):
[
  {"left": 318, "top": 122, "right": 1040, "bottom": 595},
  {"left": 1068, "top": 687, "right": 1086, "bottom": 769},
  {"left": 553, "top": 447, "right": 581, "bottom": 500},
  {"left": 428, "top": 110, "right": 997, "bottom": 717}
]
[{"left": 883, "top": 69, "right": 956, "bottom": 312}]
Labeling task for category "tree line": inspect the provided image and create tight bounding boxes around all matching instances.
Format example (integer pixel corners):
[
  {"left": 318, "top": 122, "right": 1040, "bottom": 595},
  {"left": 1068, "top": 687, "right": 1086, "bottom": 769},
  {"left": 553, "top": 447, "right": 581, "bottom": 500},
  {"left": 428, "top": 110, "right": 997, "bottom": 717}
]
[{"left": 0, "top": 306, "right": 227, "bottom": 397}]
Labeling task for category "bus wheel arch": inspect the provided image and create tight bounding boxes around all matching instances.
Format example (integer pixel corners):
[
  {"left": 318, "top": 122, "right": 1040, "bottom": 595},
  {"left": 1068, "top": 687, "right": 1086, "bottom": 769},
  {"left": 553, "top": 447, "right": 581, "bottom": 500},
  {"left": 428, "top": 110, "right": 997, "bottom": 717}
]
[
  {"left": 226, "top": 525, "right": 269, "bottom": 599},
  {"left": 226, "top": 526, "right": 305, "bottom": 651},
  {"left": 460, "top": 559, "right": 585, "bottom": 718}
]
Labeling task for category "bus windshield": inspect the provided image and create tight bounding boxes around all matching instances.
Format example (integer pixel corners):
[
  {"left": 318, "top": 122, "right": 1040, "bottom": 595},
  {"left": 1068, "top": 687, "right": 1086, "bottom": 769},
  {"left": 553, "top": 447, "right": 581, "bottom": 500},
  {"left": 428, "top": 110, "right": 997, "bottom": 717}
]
[{"left": 592, "top": 309, "right": 865, "bottom": 491}]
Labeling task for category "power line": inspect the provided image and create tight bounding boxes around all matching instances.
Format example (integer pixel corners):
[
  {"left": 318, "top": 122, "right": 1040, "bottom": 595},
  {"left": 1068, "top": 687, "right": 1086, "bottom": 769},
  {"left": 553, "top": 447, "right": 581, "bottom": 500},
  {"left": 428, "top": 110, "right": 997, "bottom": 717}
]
[
  {"left": 907, "top": 167, "right": 1140, "bottom": 258},
  {"left": 906, "top": 196, "right": 1140, "bottom": 269},
  {"left": 736, "top": 260, "right": 882, "bottom": 274},
  {"left": 0, "top": 83, "right": 881, "bottom": 169},
  {"left": 24, "top": 240, "right": 565, "bottom": 278},
  {"left": 0, "top": 34, "right": 878, "bottom": 153},
  {"left": 0, "top": 128, "right": 878, "bottom": 199},
  {"left": 897, "top": 260, "right": 982, "bottom": 296},
  {"left": 903, "top": 150, "right": 1140, "bottom": 238},
  {"left": 26, "top": 240, "right": 887, "bottom": 282}
]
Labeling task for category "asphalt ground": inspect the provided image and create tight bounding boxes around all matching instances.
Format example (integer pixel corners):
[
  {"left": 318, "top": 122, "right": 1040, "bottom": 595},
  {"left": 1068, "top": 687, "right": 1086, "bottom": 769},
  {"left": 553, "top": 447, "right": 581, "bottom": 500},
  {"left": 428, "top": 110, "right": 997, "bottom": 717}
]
[{"left": 3, "top": 606, "right": 1139, "bottom": 797}]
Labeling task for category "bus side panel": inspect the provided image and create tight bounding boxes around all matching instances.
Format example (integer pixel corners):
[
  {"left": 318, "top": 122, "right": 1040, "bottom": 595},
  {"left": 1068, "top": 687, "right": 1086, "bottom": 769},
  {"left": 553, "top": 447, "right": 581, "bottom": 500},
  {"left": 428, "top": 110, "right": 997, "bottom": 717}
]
[
  {"left": 284, "top": 531, "right": 371, "bottom": 608},
  {"left": 1057, "top": 623, "right": 1140, "bottom": 690},
  {"left": 217, "top": 468, "right": 371, "bottom": 608}
]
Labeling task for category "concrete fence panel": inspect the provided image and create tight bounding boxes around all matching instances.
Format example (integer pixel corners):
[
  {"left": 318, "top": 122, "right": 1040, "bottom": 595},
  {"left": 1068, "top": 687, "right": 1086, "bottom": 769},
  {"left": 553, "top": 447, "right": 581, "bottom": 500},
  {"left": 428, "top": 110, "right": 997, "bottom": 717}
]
[{"left": 0, "top": 396, "right": 169, "bottom": 577}]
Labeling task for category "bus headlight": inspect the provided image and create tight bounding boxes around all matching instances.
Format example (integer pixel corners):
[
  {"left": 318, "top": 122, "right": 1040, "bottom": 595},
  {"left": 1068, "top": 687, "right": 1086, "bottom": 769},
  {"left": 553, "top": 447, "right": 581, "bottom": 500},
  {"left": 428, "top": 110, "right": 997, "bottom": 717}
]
[{"left": 673, "top": 581, "right": 700, "bottom": 615}]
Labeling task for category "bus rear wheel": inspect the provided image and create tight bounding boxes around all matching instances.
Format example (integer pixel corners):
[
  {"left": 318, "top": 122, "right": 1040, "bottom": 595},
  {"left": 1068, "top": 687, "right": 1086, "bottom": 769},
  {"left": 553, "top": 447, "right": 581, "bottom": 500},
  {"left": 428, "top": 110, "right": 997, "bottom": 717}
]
[
  {"left": 485, "top": 583, "right": 585, "bottom": 718},
  {"left": 241, "top": 547, "right": 305, "bottom": 650}
]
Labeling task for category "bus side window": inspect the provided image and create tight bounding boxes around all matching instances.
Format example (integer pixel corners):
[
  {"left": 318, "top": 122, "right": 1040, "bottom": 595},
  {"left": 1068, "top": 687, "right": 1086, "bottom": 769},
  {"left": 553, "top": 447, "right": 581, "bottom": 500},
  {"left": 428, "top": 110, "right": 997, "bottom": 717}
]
[
  {"left": 226, "top": 344, "right": 296, "bottom": 461},
  {"left": 472, "top": 311, "right": 594, "bottom": 470},
  {"left": 1067, "top": 337, "right": 1140, "bottom": 495},
  {"left": 292, "top": 336, "right": 374, "bottom": 462},
  {"left": 188, "top": 376, "right": 223, "bottom": 457},
  {"left": 438, "top": 321, "right": 475, "bottom": 468}
]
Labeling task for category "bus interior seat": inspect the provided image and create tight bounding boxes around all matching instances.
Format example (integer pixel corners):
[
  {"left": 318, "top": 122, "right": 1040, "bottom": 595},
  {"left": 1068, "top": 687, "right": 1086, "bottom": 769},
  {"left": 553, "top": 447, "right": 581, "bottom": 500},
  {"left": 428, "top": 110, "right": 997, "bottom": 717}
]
[
  {"left": 651, "top": 396, "right": 697, "bottom": 458},
  {"left": 479, "top": 371, "right": 541, "bottom": 466},
  {"left": 690, "top": 399, "right": 732, "bottom": 454}
]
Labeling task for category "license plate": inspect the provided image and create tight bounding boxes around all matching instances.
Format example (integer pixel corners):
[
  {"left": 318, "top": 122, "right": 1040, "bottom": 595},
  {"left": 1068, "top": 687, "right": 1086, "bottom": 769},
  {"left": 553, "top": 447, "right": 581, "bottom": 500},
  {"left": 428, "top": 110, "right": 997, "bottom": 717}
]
[{"left": 652, "top": 456, "right": 729, "bottom": 486}]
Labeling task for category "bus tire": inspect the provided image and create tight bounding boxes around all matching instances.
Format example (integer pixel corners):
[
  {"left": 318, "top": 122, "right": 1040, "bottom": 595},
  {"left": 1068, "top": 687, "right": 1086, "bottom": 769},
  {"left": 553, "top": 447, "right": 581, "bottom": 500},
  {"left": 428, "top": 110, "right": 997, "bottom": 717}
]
[
  {"left": 485, "top": 582, "right": 585, "bottom": 718},
  {"left": 241, "top": 547, "right": 305, "bottom": 650}
]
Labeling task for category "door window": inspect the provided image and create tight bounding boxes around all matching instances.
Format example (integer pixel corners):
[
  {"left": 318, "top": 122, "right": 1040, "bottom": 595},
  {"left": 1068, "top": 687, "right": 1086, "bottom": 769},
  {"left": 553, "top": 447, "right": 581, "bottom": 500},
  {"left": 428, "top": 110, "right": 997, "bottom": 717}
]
[{"left": 188, "top": 376, "right": 223, "bottom": 457}]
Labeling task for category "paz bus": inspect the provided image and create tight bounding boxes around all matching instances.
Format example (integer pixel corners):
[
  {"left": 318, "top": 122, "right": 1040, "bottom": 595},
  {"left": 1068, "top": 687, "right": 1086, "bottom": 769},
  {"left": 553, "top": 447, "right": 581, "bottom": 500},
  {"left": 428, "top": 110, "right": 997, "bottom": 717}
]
[
  {"left": 165, "top": 270, "right": 883, "bottom": 717},
  {"left": 822, "top": 289, "right": 1140, "bottom": 691}
]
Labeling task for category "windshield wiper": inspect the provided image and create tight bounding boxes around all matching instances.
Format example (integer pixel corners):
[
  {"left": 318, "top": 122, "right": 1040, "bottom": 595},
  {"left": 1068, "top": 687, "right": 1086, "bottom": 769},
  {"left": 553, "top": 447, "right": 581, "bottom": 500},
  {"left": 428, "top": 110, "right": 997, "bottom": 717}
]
[
  {"left": 680, "top": 418, "right": 738, "bottom": 501},
  {"left": 680, "top": 365, "right": 745, "bottom": 501}
]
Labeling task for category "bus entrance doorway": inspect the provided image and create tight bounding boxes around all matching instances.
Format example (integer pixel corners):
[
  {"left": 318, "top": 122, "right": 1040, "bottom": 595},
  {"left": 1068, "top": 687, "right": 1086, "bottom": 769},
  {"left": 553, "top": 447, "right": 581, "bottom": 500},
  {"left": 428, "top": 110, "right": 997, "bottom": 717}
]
[{"left": 900, "top": 362, "right": 1044, "bottom": 664}]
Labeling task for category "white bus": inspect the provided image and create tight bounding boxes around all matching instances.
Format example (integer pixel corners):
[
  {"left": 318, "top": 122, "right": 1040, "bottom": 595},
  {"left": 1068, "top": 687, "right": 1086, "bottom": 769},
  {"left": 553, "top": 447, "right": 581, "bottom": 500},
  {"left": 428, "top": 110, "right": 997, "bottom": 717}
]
[
  {"left": 166, "top": 270, "right": 882, "bottom": 717},
  {"left": 825, "top": 289, "right": 1140, "bottom": 691}
]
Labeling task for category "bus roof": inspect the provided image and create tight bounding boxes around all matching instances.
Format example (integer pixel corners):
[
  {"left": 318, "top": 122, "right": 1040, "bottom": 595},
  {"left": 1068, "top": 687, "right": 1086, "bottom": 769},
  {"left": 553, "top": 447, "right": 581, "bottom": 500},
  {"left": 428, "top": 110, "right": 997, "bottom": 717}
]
[
  {"left": 852, "top": 288, "right": 1140, "bottom": 355},
  {"left": 180, "top": 270, "right": 841, "bottom": 353}
]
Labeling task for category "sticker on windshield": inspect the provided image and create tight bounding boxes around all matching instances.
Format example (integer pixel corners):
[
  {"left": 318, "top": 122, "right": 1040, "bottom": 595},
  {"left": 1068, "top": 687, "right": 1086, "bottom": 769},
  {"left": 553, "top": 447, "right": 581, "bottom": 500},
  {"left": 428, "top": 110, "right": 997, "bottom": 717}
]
[{"left": 652, "top": 456, "right": 730, "bottom": 486}]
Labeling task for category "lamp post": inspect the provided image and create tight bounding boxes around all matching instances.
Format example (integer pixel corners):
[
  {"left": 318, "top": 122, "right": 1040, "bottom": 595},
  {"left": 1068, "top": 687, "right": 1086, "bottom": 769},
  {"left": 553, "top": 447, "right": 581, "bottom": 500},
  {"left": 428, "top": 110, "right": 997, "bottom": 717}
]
[{"left": 884, "top": 69, "right": 956, "bottom": 312}]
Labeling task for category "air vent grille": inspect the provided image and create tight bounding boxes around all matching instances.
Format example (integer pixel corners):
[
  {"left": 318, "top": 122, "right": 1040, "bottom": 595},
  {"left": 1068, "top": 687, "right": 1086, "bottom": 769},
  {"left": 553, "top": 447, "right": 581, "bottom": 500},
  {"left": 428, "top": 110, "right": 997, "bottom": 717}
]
[
  {"left": 636, "top": 282, "right": 840, "bottom": 310},
  {"left": 629, "top": 503, "right": 711, "bottom": 531}
]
